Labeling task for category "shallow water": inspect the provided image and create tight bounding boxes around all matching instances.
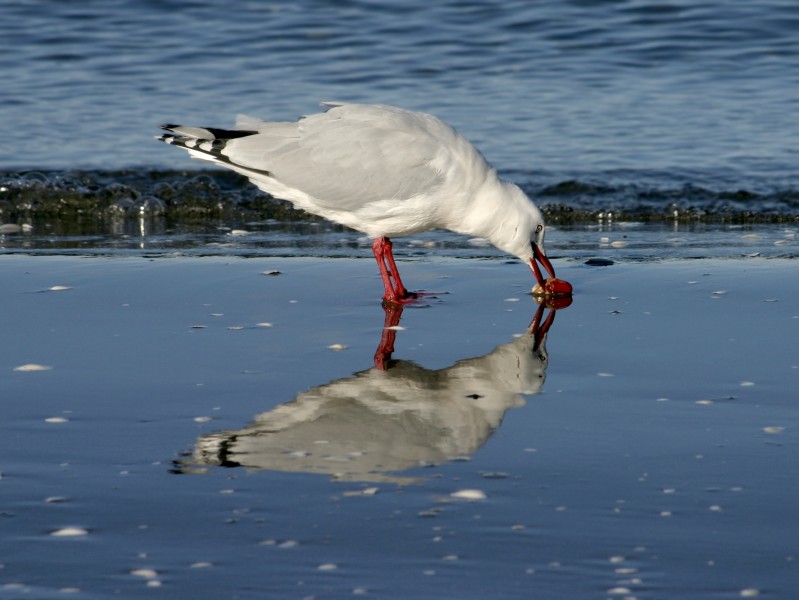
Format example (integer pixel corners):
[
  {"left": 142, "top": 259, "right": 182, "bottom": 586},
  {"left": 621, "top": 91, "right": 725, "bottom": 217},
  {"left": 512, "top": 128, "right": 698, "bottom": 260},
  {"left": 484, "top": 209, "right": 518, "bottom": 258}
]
[
  {"left": 2, "top": 254, "right": 797, "bottom": 598},
  {"left": 2, "top": 1, "right": 798, "bottom": 596}
]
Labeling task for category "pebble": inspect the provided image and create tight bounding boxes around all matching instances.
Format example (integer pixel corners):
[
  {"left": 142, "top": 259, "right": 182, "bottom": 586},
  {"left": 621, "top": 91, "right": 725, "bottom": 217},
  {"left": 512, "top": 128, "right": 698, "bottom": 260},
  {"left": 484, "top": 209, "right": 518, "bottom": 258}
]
[
  {"left": 13, "top": 364, "right": 52, "bottom": 372},
  {"left": 450, "top": 489, "right": 487, "bottom": 501},
  {"left": 130, "top": 569, "right": 159, "bottom": 579},
  {"left": 763, "top": 426, "right": 784, "bottom": 434},
  {"left": 50, "top": 527, "right": 89, "bottom": 537}
]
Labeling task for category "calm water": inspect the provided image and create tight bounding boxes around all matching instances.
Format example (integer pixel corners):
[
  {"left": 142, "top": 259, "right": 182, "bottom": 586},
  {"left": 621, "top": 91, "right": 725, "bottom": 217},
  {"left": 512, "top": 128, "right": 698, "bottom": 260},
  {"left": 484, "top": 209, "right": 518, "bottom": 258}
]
[
  {"left": 3, "top": 0, "right": 798, "bottom": 192},
  {"left": 3, "top": 5, "right": 799, "bottom": 596}
]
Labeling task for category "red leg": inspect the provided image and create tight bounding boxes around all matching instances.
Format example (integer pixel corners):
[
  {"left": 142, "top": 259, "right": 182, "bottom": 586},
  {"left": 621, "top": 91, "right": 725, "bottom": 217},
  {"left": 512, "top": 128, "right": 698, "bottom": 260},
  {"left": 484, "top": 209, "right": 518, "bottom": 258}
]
[{"left": 372, "top": 237, "right": 416, "bottom": 303}]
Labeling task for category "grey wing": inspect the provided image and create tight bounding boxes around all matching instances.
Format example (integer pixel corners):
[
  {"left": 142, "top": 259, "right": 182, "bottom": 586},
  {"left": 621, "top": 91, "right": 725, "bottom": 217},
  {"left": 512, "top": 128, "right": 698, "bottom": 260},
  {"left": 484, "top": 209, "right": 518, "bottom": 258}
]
[{"left": 221, "top": 107, "right": 445, "bottom": 211}]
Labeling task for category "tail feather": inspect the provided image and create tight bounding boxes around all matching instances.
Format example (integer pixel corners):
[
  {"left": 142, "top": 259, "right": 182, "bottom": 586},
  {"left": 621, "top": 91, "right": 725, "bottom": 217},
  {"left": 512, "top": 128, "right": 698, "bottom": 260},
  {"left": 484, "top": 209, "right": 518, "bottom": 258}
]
[{"left": 157, "top": 124, "right": 271, "bottom": 177}]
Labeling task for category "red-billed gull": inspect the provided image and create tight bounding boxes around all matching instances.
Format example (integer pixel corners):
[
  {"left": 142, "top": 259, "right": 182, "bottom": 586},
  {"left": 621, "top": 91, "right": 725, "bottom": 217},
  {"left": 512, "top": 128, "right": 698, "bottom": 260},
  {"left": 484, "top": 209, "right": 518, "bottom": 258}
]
[{"left": 158, "top": 103, "right": 568, "bottom": 303}]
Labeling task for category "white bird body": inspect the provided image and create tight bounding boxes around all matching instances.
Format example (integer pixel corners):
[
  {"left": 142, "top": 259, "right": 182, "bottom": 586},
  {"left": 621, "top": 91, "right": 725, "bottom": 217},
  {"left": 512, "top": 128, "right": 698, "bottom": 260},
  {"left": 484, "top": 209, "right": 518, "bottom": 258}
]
[{"left": 159, "top": 103, "right": 558, "bottom": 301}]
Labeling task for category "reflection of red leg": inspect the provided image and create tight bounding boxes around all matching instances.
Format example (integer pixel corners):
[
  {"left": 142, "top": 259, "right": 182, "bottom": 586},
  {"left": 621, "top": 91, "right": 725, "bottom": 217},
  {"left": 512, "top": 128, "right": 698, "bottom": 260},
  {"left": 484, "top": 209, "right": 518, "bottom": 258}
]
[
  {"left": 372, "top": 237, "right": 415, "bottom": 303},
  {"left": 529, "top": 303, "right": 558, "bottom": 352},
  {"left": 374, "top": 303, "right": 404, "bottom": 370}
]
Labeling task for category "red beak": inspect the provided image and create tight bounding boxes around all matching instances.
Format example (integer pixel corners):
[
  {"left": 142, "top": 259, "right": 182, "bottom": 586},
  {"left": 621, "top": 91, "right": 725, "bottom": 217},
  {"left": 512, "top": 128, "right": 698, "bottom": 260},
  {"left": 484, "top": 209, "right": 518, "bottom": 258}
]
[{"left": 530, "top": 242, "right": 556, "bottom": 286}]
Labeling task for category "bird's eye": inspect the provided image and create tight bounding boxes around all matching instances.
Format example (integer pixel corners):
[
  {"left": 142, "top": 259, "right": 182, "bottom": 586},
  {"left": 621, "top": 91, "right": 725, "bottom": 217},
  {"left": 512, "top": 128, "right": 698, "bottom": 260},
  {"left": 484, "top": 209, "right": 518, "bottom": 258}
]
[{"left": 536, "top": 224, "right": 543, "bottom": 234}]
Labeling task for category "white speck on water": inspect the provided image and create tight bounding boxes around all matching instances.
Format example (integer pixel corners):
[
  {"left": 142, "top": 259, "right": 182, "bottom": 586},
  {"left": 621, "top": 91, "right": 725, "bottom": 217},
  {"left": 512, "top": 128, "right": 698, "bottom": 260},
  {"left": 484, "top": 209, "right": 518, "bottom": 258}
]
[
  {"left": 131, "top": 569, "right": 159, "bottom": 579},
  {"left": 48, "top": 285, "right": 71, "bottom": 291},
  {"left": 45, "top": 496, "right": 68, "bottom": 504},
  {"left": 193, "top": 416, "right": 212, "bottom": 423},
  {"left": 228, "top": 229, "right": 250, "bottom": 236},
  {"left": 279, "top": 540, "right": 299, "bottom": 548},
  {"left": 597, "top": 372, "right": 614, "bottom": 377},
  {"left": 660, "top": 511, "right": 673, "bottom": 517},
  {"left": 59, "top": 587, "right": 80, "bottom": 593},
  {"left": 763, "top": 426, "right": 784, "bottom": 434},
  {"left": 146, "top": 580, "right": 162, "bottom": 588},
  {"left": 504, "top": 297, "right": 520, "bottom": 302},
  {"left": 696, "top": 399, "right": 714, "bottom": 405},
  {"left": 740, "top": 589, "right": 760, "bottom": 597},
  {"left": 219, "top": 489, "right": 235, "bottom": 495},
  {"left": 317, "top": 563, "right": 338, "bottom": 571},
  {"left": 600, "top": 236, "right": 610, "bottom": 243},
  {"left": 385, "top": 325, "right": 405, "bottom": 330},
  {"left": 353, "top": 587, "right": 368, "bottom": 595},
  {"left": 422, "top": 569, "right": 436, "bottom": 576},
  {"left": 227, "top": 326, "right": 245, "bottom": 330},
  {"left": 45, "top": 417, "right": 69, "bottom": 423},
  {"left": 190, "top": 562, "right": 213, "bottom": 569},
  {"left": 711, "top": 290, "right": 727, "bottom": 296},
  {"left": 50, "top": 527, "right": 88, "bottom": 537},
  {"left": 610, "top": 240, "right": 627, "bottom": 248},
  {"left": 662, "top": 488, "right": 676, "bottom": 494},
  {"left": 328, "top": 344, "right": 348, "bottom": 351},
  {"left": 609, "top": 556, "right": 626, "bottom": 563},
  {"left": 607, "top": 587, "right": 632, "bottom": 595},
  {"left": 616, "top": 568, "right": 638, "bottom": 575},
  {"left": 450, "top": 489, "right": 487, "bottom": 501},
  {"left": 740, "top": 381, "right": 755, "bottom": 387},
  {"left": 442, "top": 554, "right": 459, "bottom": 561},
  {"left": 656, "top": 397, "right": 670, "bottom": 402},
  {"left": 210, "top": 313, "right": 224, "bottom": 317},
  {"left": 13, "top": 364, "right": 52, "bottom": 372},
  {"left": 709, "top": 505, "right": 723, "bottom": 512},
  {"left": 256, "top": 322, "right": 273, "bottom": 328}
]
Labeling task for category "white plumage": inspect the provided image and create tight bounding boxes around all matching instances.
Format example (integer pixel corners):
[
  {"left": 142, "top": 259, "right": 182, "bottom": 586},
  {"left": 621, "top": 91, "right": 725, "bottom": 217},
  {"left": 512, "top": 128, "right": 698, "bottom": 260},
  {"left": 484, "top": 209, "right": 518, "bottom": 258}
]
[{"left": 159, "top": 103, "right": 558, "bottom": 302}]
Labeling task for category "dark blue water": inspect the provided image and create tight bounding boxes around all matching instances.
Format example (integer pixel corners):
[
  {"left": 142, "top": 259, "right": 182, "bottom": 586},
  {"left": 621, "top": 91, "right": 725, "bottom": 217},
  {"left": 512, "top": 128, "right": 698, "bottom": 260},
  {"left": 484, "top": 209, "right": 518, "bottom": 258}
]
[{"left": 3, "top": 0, "right": 798, "bottom": 188}]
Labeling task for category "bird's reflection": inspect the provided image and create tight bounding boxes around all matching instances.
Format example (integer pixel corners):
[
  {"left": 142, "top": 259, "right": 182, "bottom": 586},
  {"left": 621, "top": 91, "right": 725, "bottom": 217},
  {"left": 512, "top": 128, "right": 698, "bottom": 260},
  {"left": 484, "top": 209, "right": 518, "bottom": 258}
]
[{"left": 175, "top": 300, "right": 568, "bottom": 483}]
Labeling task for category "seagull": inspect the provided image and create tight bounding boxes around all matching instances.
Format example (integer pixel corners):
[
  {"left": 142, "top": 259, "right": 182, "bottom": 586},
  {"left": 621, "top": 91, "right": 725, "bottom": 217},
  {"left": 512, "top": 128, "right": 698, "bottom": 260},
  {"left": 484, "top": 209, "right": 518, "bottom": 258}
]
[{"left": 158, "top": 103, "right": 564, "bottom": 303}]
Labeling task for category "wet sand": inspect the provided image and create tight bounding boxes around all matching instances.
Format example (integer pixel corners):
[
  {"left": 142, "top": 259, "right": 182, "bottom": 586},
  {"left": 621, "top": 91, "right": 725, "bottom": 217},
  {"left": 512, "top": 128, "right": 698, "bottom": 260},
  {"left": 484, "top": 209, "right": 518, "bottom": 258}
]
[{"left": 1, "top": 254, "right": 797, "bottom": 598}]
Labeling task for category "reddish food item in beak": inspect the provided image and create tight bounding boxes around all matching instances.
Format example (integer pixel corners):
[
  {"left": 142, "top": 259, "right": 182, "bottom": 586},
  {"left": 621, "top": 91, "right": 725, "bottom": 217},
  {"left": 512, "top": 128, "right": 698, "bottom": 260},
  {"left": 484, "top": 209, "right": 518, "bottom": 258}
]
[{"left": 532, "top": 277, "right": 573, "bottom": 298}]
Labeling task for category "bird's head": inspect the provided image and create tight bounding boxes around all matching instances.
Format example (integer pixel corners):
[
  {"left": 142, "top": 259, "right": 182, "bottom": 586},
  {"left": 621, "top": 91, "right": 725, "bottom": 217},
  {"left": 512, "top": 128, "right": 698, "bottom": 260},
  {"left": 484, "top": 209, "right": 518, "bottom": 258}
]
[{"left": 529, "top": 221, "right": 554, "bottom": 287}]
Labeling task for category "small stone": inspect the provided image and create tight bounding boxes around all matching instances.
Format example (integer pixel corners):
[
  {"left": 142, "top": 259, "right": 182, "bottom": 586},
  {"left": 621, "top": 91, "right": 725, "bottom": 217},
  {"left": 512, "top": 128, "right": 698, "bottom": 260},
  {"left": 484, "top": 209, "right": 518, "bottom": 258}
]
[
  {"left": 13, "top": 364, "right": 52, "bottom": 372},
  {"left": 450, "top": 489, "right": 487, "bottom": 501},
  {"left": 50, "top": 527, "right": 89, "bottom": 537},
  {"left": 130, "top": 569, "right": 159, "bottom": 579}
]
